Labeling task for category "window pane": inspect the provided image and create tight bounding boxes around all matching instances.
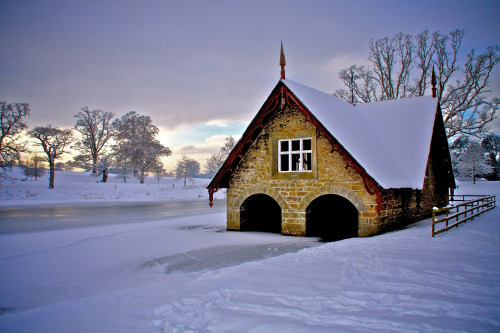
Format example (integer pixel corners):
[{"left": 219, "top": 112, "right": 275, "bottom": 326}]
[
  {"left": 303, "top": 153, "right": 312, "bottom": 171},
  {"left": 291, "top": 140, "right": 300, "bottom": 151},
  {"left": 303, "top": 139, "right": 311, "bottom": 151},
  {"left": 280, "top": 154, "right": 289, "bottom": 171},
  {"left": 280, "top": 141, "right": 289, "bottom": 152},
  {"left": 291, "top": 153, "right": 300, "bottom": 171}
]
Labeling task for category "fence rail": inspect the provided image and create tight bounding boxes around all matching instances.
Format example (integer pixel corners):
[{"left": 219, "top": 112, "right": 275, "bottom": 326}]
[
  {"left": 432, "top": 195, "right": 496, "bottom": 237},
  {"left": 449, "top": 194, "right": 492, "bottom": 202}
]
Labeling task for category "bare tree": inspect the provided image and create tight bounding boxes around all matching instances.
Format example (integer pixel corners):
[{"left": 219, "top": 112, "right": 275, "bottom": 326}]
[
  {"left": 133, "top": 139, "right": 170, "bottom": 183},
  {"left": 74, "top": 107, "right": 115, "bottom": 175},
  {"left": 152, "top": 162, "right": 166, "bottom": 184},
  {"left": 204, "top": 136, "right": 236, "bottom": 177},
  {"left": 112, "top": 150, "right": 133, "bottom": 183},
  {"left": 19, "top": 153, "right": 46, "bottom": 181},
  {"left": 71, "top": 154, "right": 93, "bottom": 171},
  {"left": 221, "top": 136, "right": 236, "bottom": 155},
  {"left": 112, "top": 111, "right": 172, "bottom": 183},
  {"left": 55, "top": 162, "right": 66, "bottom": 171},
  {"left": 18, "top": 157, "right": 33, "bottom": 181},
  {"left": 64, "top": 160, "right": 80, "bottom": 171},
  {"left": 28, "top": 126, "right": 73, "bottom": 188},
  {"left": 334, "top": 29, "right": 499, "bottom": 138},
  {"left": 368, "top": 32, "right": 413, "bottom": 100},
  {"left": 31, "top": 153, "right": 46, "bottom": 181},
  {"left": 176, "top": 155, "right": 200, "bottom": 187},
  {"left": 0, "top": 101, "right": 30, "bottom": 166},
  {"left": 112, "top": 111, "right": 157, "bottom": 145},
  {"left": 204, "top": 151, "right": 226, "bottom": 177}
]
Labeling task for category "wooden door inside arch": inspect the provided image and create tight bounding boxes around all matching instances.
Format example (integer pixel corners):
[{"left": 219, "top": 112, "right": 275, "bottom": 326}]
[{"left": 306, "top": 194, "right": 358, "bottom": 241}]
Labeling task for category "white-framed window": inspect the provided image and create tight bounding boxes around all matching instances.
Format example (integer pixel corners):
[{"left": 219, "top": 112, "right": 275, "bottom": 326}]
[{"left": 278, "top": 138, "right": 312, "bottom": 172}]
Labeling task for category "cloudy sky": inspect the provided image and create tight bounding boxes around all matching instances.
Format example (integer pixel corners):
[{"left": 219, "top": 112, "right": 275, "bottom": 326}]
[{"left": 1, "top": 0, "right": 499, "bottom": 172}]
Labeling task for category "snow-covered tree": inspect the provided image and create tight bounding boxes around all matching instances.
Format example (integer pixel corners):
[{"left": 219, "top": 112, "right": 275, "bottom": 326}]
[
  {"left": 456, "top": 140, "right": 492, "bottom": 184},
  {"left": 481, "top": 133, "right": 500, "bottom": 180},
  {"left": 450, "top": 135, "right": 471, "bottom": 173},
  {"left": 333, "top": 29, "right": 499, "bottom": 138},
  {"left": 74, "top": 107, "right": 115, "bottom": 175},
  {"left": 450, "top": 136, "right": 471, "bottom": 155},
  {"left": 176, "top": 155, "right": 200, "bottom": 187},
  {"left": 0, "top": 101, "right": 30, "bottom": 166},
  {"left": 28, "top": 125, "right": 73, "bottom": 188},
  {"left": 111, "top": 111, "right": 171, "bottom": 184}
]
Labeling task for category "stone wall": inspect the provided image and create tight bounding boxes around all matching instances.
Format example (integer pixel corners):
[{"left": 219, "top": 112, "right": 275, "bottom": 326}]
[
  {"left": 377, "top": 188, "right": 425, "bottom": 233},
  {"left": 227, "top": 107, "right": 380, "bottom": 237},
  {"left": 365, "top": 133, "right": 450, "bottom": 233},
  {"left": 226, "top": 107, "right": 449, "bottom": 237}
]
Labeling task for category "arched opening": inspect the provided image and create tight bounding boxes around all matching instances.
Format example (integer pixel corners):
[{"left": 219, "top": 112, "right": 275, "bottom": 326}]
[
  {"left": 306, "top": 194, "right": 358, "bottom": 241},
  {"left": 240, "top": 194, "right": 281, "bottom": 233}
]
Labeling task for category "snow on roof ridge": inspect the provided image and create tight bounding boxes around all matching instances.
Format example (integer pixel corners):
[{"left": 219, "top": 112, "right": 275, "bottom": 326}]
[
  {"left": 282, "top": 78, "right": 437, "bottom": 189},
  {"left": 356, "top": 96, "right": 438, "bottom": 188}
]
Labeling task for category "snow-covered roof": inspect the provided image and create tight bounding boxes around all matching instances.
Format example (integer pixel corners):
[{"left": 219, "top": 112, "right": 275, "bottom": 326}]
[{"left": 282, "top": 79, "right": 439, "bottom": 189}]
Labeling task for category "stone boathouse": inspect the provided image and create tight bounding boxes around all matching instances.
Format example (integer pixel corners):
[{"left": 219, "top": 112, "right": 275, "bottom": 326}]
[{"left": 207, "top": 46, "right": 455, "bottom": 241}]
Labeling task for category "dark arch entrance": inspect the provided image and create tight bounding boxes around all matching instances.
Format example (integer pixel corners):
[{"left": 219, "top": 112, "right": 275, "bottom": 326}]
[
  {"left": 306, "top": 194, "right": 358, "bottom": 241},
  {"left": 240, "top": 194, "right": 282, "bottom": 233}
]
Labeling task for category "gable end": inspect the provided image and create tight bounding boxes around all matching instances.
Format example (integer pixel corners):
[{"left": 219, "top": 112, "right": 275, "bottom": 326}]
[{"left": 208, "top": 81, "right": 383, "bottom": 210}]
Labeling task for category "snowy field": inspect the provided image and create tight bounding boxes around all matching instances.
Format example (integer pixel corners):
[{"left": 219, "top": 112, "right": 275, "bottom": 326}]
[
  {"left": 0, "top": 169, "right": 226, "bottom": 205},
  {"left": 0, "top": 169, "right": 499, "bottom": 332}
]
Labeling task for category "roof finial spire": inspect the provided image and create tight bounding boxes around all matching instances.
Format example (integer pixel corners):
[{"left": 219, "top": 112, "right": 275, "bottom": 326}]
[
  {"left": 280, "top": 41, "right": 286, "bottom": 80},
  {"left": 431, "top": 65, "right": 437, "bottom": 98}
]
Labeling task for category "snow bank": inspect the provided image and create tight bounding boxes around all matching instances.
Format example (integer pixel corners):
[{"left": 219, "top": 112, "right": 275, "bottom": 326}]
[{"left": 0, "top": 167, "right": 225, "bottom": 205}]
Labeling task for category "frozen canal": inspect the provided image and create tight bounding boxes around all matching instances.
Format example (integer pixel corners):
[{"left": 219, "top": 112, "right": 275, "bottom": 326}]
[
  {"left": 0, "top": 201, "right": 320, "bottom": 330},
  {"left": 0, "top": 200, "right": 226, "bottom": 234}
]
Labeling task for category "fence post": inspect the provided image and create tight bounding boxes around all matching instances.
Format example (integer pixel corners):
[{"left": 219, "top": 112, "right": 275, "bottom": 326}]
[{"left": 432, "top": 208, "right": 436, "bottom": 237}]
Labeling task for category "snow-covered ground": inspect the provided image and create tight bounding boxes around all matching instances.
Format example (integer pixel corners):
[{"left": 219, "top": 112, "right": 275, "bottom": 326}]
[
  {"left": 0, "top": 169, "right": 499, "bottom": 332},
  {"left": 0, "top": 168, "right": 226, "bottom": 205}
]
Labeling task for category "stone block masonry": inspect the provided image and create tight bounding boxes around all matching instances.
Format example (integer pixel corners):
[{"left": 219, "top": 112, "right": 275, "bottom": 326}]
[
  {"left": 227, "top": 108, "right": 382, "bottom": 236},
  {"left": 226, "top": 107, "right": 448, "bottom": 237}
]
